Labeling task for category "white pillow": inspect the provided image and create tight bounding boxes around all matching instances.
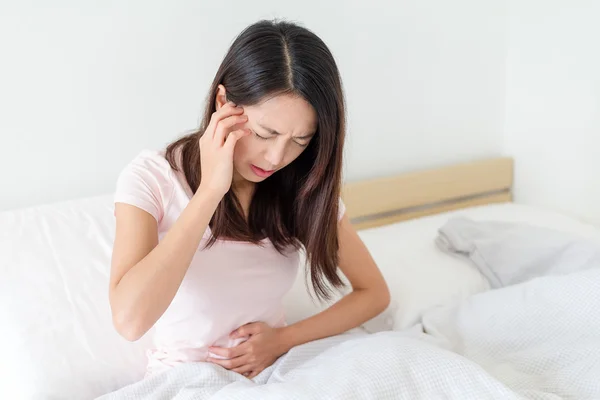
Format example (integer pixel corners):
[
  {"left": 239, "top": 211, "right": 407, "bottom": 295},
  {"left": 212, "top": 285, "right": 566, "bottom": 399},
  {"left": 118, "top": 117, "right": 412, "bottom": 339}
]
[
  {"left": 356, "top": 218, "right": 490, "bottom": 330},
  {"left": 0, "top": 196, "right": 152, "bottom": 400}
]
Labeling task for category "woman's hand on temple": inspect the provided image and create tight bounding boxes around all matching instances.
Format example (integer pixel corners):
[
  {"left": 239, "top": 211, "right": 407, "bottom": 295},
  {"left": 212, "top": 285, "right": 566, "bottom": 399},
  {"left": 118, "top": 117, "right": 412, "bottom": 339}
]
[
  {"left": 207, "top": 322, "right": 290, "bottom": 379},
  {"left": 198, "top": 102, "right": 250, "bottom": 197}
]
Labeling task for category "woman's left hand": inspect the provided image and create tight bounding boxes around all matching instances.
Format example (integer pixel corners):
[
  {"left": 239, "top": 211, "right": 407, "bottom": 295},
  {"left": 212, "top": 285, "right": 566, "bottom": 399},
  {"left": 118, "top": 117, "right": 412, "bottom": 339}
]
[{"left": 207, "top": 322, "right": 289, "bottom": 379}]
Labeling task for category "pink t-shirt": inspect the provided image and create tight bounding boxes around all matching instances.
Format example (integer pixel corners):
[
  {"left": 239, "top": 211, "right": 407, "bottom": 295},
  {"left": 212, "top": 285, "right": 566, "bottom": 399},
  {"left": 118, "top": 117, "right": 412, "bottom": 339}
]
[{"left": 114, "top": 150, "right": 345, "bottom": 375}]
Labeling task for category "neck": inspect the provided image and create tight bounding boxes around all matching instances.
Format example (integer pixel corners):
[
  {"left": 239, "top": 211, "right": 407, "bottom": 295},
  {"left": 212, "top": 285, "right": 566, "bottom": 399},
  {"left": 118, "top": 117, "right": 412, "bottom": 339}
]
[{"left": 231, "top": 170, "right": 256, "bottom": 199}]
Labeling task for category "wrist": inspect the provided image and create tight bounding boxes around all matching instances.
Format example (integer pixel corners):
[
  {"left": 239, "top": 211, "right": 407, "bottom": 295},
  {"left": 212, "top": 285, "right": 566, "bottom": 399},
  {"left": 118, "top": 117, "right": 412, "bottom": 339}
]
[
  {"left": 195, "top": 184, "right": 225, "bottom": 206},
  {"left": 276, "top": 325, "right": 300, "bottom": 354}
]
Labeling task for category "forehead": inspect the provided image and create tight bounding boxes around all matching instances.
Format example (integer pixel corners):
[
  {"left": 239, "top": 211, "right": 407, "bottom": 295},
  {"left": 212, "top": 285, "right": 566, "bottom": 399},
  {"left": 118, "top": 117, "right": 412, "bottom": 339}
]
[{"left": 244, "top": 94, "right": 317, "bottom": 136}]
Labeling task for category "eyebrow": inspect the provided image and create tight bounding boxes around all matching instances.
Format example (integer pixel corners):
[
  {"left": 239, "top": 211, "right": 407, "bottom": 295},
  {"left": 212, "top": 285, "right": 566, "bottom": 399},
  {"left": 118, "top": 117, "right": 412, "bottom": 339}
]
[{"left": 257, "top": 123, "right": 314, "bottom": 140}]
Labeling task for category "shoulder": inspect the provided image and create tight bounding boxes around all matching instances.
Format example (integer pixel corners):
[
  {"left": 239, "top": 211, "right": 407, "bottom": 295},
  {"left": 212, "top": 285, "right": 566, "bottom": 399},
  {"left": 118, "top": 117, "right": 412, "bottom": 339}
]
[
  {"left": 120, "top": 149, "right": 173, "bottom": 176},
  {"left": 114, "top": 149, "right": 176, "bottom": 222},
  {"left": 116, "top": 149, "right": 175, "bottom": 191}
]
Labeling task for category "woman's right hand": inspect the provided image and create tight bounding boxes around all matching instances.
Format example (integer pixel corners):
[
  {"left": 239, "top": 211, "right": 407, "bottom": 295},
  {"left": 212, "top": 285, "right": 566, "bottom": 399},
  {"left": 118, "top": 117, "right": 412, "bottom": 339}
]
[{"left": 199, "top": 102, "right": 250, "bottom": 196}]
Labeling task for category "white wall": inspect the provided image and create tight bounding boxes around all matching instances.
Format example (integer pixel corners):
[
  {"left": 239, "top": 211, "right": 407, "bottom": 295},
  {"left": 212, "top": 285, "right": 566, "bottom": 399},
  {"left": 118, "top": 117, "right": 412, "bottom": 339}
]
[
  {"left": 504, "top": 0, "right": 600, "bottom": 224},
  {"left": 0, "top": 0, "right": 507, "bottom": 211}
]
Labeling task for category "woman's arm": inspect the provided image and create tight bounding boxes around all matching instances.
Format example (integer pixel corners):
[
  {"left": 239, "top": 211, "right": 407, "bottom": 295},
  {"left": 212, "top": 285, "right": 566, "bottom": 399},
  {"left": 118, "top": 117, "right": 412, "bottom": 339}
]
[
  {"left": 279, "top": 212, "right": 391, "bottom": 348},
  {"left": 109, "top": 188, "right": 221, "bottom": 341},
  {"left": 109, "top": 102, "right": 249, "bottom": 342}
]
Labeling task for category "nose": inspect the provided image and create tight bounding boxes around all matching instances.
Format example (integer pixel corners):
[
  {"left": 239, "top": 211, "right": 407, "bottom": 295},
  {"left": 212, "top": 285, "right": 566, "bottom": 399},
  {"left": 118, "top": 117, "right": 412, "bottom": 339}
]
[{"left": 264, "top": 141, "right": 286, "bottom": 169}]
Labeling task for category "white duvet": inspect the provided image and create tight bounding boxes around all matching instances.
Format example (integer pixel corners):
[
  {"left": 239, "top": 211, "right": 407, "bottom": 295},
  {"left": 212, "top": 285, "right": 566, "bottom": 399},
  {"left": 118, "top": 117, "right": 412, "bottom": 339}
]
[
  {"left": 98, "top": 219, "right": 600, "bottom": 400},
  {"left": 98, "top": 268, "right": 600, "bottom": 400}
]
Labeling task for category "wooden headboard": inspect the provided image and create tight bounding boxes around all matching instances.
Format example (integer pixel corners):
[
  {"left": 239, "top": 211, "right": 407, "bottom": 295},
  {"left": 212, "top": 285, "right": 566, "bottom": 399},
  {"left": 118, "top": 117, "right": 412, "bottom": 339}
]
[{"left": 342, "top": 157, "right": 514, "bottom": 230}]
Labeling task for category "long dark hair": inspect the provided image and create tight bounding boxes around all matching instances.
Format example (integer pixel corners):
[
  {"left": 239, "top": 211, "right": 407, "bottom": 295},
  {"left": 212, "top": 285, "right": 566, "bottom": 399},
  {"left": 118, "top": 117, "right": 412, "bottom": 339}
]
[{"left": 165, "top": 19, "right": 346, "bottom": 300}]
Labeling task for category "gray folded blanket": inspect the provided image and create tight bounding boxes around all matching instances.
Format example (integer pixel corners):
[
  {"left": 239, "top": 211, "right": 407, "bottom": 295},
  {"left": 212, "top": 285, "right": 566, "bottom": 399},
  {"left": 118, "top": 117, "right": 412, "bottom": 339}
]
[{"left": 436, "top": 217, "right": 600, "bottom": 288}]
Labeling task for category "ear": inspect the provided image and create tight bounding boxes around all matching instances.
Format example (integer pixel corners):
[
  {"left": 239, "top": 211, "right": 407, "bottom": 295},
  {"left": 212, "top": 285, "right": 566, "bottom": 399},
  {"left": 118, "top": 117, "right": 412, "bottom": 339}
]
[{"left": 215, "top": 84, "right": 228, "bottom": 110}]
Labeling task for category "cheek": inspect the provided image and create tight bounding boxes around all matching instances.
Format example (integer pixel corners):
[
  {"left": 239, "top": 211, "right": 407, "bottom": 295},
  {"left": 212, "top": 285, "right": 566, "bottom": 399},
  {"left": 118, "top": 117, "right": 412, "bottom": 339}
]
[{"left": 233, "top": 135, "right": 254, "bottom": 160}]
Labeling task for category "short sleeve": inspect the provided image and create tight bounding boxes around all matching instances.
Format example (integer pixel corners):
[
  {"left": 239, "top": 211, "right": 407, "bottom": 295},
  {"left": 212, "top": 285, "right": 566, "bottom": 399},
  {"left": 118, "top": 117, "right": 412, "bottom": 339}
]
[
  {"left": 338, "top": 197, "right": 346, "bottom": 221},
  {"left": 114, "top": 150, "right": 174, "bottom": 223}
]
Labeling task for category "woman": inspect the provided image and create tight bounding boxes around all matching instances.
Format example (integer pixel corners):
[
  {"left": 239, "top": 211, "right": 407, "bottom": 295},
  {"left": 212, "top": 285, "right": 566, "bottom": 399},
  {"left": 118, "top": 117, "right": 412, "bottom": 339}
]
[{"left": 109, "top": 19, "right": 390, "bottom": 379}]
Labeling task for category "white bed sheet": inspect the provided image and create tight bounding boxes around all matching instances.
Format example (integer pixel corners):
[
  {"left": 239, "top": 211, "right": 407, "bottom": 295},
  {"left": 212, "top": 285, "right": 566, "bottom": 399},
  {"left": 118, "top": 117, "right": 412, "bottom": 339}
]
[{"left": 1, "top": 194, "right": 599, "bottom": 399}]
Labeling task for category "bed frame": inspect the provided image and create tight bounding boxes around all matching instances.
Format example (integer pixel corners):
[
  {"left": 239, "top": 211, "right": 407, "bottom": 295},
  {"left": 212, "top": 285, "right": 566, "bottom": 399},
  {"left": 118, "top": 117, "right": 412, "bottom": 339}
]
[{"left": 342, "top": 157, "right": 514, "bottom": 230}]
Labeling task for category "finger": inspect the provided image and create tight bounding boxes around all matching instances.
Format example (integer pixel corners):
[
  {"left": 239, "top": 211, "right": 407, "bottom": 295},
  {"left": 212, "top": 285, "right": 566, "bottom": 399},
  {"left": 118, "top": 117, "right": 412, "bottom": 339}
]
[
  {"left": 206, "top": 102, "right": 244, "bottom": 138},
  {"left": 232, "top": 365, "right": 253, "bottom": 375},
  {"left": 224, "top": 129, "right": 251, "bottom": 151},
  {"left": 214, "top": 114, "right": 248, "bottom": 145},
  {"left": 231, "top": 322, "right": 263, "bottom": 339},
  {"left": 208, "top": 343, "right": 249, "bottom": 359},
  {"left": 247, "top": 370, "right": 260, "bottom": 379},
  {"left": 207, "top": 354, "right": 249, "bottom": 370},
  {"left": 207, "top": 346, "right": 231, "bottom": 358}
]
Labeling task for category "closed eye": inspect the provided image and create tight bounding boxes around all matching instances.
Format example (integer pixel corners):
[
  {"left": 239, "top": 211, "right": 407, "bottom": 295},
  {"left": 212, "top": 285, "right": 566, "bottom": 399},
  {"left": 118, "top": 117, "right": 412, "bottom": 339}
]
[
  {"left": 253, "top": 129, "right": 310, "bottom": 147},
  {"left": 253, "top": 131, "right": 269, "bottom": 140}
]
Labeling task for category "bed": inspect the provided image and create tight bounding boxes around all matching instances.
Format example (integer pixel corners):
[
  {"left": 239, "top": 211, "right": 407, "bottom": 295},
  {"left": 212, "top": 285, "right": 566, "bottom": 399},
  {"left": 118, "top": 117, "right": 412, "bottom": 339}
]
[{"left": 2, "top": 157, "right": 599, "bottom": 399}]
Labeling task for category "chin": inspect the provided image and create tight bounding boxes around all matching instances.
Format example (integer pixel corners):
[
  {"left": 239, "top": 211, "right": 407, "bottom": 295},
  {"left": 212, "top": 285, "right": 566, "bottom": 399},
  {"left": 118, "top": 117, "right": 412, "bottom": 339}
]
[{"left": 243, "top": 174, "right": 266, "bottom": 183}]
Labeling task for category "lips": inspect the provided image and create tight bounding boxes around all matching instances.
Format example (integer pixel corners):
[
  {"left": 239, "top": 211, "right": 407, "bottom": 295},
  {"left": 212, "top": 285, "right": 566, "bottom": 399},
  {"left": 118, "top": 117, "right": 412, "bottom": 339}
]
[{"left": 250, "top": 164, "right": 275, "bottom": 178}]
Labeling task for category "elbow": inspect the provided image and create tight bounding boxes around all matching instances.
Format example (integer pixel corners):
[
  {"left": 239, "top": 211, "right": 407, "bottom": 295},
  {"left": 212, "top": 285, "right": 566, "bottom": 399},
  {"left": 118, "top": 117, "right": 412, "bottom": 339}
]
[
  {"left": 375, "top": 283, "right": 391, "bottom": 314},
  {"left": 111, "top": 308, "right": 147, "bottom": 342}
]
